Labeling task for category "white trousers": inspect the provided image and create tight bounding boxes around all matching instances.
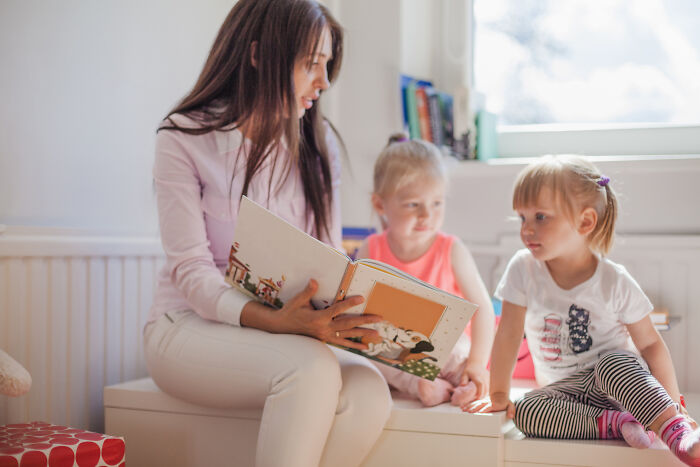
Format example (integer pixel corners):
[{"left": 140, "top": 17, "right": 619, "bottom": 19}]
[{"left": 144, "top": 310, "right": 392, "bottom": 467}]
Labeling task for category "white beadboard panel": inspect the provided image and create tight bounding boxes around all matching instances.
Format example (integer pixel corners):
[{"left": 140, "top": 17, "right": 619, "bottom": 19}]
[
  {"left": 136, "top": 257, "right": 156, "bottom": 378},
  {"left": 87, "top": 256, "right": 107, "bottom": 433},
  {"left": 27, "top": 258, "right": 48, "bottom": 424},
  {"left": 69, "top": 258, "right": 89, "bottom": 428},
  {"left": 123, "top": 257, "right": 140, "bottom": 383},
  {"left": 105, "top": 257, "right": 123, "bottom": 388},
  {"left": 0, "top": 261, "right": 7, "bottom": 424},
  {"left": 50, "top": 257, "right": 69, "bottom": 426},
  {"left": 0, "top": 230, "right": 163, "bottom": 432},
  {"left": 686, "top": 263, "right": 700, "bottom": 391}
]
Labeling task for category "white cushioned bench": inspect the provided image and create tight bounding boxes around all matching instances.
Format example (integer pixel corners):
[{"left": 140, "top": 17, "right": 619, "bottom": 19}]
[
  {"left": 104, "top": 378, "right": 696, "bottom": 466},
  {"left": 104, "top": 377, "right": 509, "bottom": 466}
]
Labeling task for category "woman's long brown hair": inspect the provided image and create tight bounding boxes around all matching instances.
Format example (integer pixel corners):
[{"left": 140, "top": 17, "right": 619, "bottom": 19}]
[{"left": 159, "top": 0, "right": 344, "bottom": 240}]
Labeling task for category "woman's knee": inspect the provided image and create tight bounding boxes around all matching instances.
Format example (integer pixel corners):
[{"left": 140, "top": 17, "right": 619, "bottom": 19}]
[
  {"left": 340, "top": 363, "right": 392, "bottom": 424},
  {"left": 282, "top": 338, "right": 343, "bottom": 391}
]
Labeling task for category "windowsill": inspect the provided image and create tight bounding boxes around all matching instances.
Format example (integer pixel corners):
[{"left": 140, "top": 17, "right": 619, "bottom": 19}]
[
  {"left": 494, "top": 124, "right": 700, "bottom": 158},
  {"left": 444, "top": 153, "right": 700, "bottom": 177},
  {"left": 475, "top": 153, "right": 700, "bottom": 165},
  {"left": 500, "top": 122, "right": 700, "bottom": 133}
]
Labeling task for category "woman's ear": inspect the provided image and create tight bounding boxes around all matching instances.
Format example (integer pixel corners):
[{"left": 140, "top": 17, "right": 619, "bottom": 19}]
[
  {"left": 578, "top": 207, "right": 598, "bottom": 236},
  {"left": 250, "top": 41, "right": 259, "bottom": 68}
]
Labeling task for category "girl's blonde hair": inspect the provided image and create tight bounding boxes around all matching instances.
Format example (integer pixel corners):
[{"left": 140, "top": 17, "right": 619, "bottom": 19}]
[
  {"left": 373, "top": 132, "right": 447, "bottom": 197},
  {"left": 513, "top": 154, "right": 618, "bottom": 255}
]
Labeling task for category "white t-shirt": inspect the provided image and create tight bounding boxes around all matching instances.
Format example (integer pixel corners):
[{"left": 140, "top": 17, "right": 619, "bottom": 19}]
[{"left": 494, "top": 249, "right": 653, "bottom": 386}]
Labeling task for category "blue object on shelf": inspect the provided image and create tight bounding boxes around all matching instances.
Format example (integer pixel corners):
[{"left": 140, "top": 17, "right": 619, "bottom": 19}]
[
  {"left": 342, "top": 226, "right": 377, "bottom": 238},
  {"left": 476, "top": 110, "right": 499, "bottom": 160},
  {"left": 342, "top": 226, "right": 377, "bottom": 260}
]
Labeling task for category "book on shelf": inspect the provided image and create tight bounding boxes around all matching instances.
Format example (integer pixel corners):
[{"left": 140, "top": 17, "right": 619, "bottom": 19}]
[
  {"left": 426, "top": 87, "right": 444, "bottom": 147},
  {"left": 437, "top": 91, "right": 455, "bottom": 148},
  {"left": 414, "top": 85, "right": 433, "bottom": 142},
  {"left": 650, "top": 308, "right": 669, "bottom": 325},
  {"left": 400, "top": 75, "right": 458, "bottom": 156},
  {"left": 341, "top": 226, "right": 376, "bottom": 261},
  {"left": 650, "top": 308, "right": 672, "bottom": 331},
  {"left": 225, "top": 196, "right": 478, "bottom": 380},
  {"left": 400, "top": 74, "right": 432, "bottom": 139}
]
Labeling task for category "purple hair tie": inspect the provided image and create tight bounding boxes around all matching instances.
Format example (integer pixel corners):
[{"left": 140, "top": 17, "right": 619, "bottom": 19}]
[
  {"left": 597, "top": 175, "right": 610, "bottom": 187},
  {"left": 395, "top": 136, "right": 409, "bottom": 142}
]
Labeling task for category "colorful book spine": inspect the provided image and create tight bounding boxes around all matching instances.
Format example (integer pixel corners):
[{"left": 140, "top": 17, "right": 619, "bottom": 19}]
[
  {"left": 415, "top": 86, "right": 433, "bottom": 142},
  {"left": 437, "top": 91, "right": 454, "bottom": 148},
  {"left": 426, "top": 88, "right": 444, "bottom": 147},
  {"left": 400, "top": 75, "right": 432, "bottom": 138},
  {"left": 405, "top": 81, "right": 421, "bottom": 140}
]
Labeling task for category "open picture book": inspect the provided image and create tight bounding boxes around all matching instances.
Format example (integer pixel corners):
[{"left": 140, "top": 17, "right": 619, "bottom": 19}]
[{"left": 225, "top": 196, "right": 478, "bottom": 380}]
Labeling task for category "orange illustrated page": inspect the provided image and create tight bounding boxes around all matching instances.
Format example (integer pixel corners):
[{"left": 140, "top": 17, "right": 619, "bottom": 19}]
[{"left": 363, "top": 282, "right": 446, "bottom": 337}]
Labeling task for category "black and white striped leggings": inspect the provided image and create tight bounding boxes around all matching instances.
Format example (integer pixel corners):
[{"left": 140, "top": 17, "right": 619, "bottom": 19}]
[{"left": 514, "top": 351, "right": 675, "bottom": 439}]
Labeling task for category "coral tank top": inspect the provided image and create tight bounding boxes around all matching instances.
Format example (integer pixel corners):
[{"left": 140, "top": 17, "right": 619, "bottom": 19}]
[{"left": 366, "top": 231, "right": 463, "bottom": 298}]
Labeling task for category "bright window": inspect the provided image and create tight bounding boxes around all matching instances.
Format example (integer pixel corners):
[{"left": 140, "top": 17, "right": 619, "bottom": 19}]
[{"left": 474, "top": 0, "right": 700, "bottom": 125}]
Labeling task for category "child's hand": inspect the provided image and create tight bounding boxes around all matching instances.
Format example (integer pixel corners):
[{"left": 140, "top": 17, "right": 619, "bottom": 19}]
[
  {"left": 465, "top": 392, "right": 515, "bottom": 419},
  {"left": 459, "top": 362, "right": 490, "bottom": 400}
]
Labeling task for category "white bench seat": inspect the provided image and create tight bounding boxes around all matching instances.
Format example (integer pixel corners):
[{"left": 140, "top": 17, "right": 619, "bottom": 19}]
[
  {"left": 104, "top": 378, "right": 697, "bottom": 467},
  {"left": 104, "top": 377, "right": 509, "bottom": 466}
]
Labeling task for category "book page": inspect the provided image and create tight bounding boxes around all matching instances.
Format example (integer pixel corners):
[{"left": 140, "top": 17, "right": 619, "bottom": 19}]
[
  {"left": 226, "top": 197, "right": 350, "bottom": 309},
  {"left": 341, "top": 263, "right": 476, "bottom": 380}
]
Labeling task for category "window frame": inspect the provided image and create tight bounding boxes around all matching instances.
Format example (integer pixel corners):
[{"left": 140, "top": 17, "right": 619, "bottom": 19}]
[{"left": 468, "top": 3, "right": 700, "bottom": 158}]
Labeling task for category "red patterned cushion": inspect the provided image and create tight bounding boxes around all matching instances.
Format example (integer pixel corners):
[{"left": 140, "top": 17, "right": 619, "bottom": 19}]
[{"left": 0, "top": 422, "right": 124, "bottom": 467}]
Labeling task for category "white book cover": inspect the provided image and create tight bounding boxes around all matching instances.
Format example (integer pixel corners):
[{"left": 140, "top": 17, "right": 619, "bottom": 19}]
[{"left": 225, "top": 196, "right": 477, "bottom": 380}]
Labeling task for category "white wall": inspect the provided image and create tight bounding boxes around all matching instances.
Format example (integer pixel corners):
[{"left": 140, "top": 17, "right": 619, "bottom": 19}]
[
  {"left": 2, "top": 0, "right": 698, "bottom": 243},
  {"left": 0, "top": 0, "right": 233, "bottom": 235}
]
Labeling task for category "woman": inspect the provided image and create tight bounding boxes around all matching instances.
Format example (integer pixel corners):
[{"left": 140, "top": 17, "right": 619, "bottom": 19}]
[{"left": 144, "top": 1, "right": 392, "bottom": 466}]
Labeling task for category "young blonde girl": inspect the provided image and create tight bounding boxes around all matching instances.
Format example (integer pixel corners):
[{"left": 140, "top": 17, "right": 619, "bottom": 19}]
[
  {"left": 356, "top": 133, "right": 496, "bottom": 408},
  {"left": 469, "top": 155, "right": 699, "bottom": 466}
]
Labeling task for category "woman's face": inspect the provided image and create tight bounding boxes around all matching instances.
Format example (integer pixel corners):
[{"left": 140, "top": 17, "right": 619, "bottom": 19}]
[{"left": 293, "top": 26, "right": 333, "bottom": 119}]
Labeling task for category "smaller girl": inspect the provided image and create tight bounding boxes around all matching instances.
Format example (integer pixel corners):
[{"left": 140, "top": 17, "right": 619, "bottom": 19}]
[
  {"left": 356, "top": 133, "right": 495, "bottom": 408},
  {"left": 469, "top": 155, "right": 699, "bottom": 466}
]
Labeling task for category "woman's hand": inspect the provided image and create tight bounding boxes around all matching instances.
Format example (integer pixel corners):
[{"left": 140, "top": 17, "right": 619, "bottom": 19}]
[
  {"left": 465, "top": 392, "right": 516, "bottom": 419},
  {"left": 270, "top": 279, "right": 382, "bottom": 350},
  {"left": 459, "top": 362, "right": 490, "bottom": 400}
]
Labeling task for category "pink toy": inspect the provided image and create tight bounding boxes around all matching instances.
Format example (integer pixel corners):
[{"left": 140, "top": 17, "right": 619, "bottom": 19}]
[{"left": 0, "top": 349, "right": 31, "bottom": 397}]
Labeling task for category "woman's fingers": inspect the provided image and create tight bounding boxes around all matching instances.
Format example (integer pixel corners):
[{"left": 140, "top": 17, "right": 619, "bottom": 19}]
[
  {"left": 286, "top": 279, "right": 318, "bottom": 310},
  {"left": 328, "top": 294, "right": 365, "bottom": 318},
  {"left": 332, "top": 311, "right": 381, "bottom": 329}
]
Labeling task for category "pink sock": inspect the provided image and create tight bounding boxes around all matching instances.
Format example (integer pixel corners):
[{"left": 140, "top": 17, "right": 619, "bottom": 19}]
[
  {"left": 660, "top": 415, "right": 700, "bottom": 466},
  {"left": 598, "top": 410, "right": 655, "bottom": 448},
  {"left": 450, "top": 381, "right": 477, "bottom": 408},
  {"left": 416, "top": 377, "right": 453, "bottom": 407}
]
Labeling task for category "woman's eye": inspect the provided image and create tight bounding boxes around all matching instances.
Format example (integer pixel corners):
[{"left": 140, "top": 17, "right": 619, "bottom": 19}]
[
  {"left": 535, "top": 213, "right": 547, "bottom": 221},
  {"left": 519, "top": 214, "right": 526, "bottom": 222}
]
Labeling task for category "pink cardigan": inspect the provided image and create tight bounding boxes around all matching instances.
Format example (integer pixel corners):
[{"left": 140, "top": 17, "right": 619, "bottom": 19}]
[{"left": 149, "top": 113, "right": 342, "bottom": 326}]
